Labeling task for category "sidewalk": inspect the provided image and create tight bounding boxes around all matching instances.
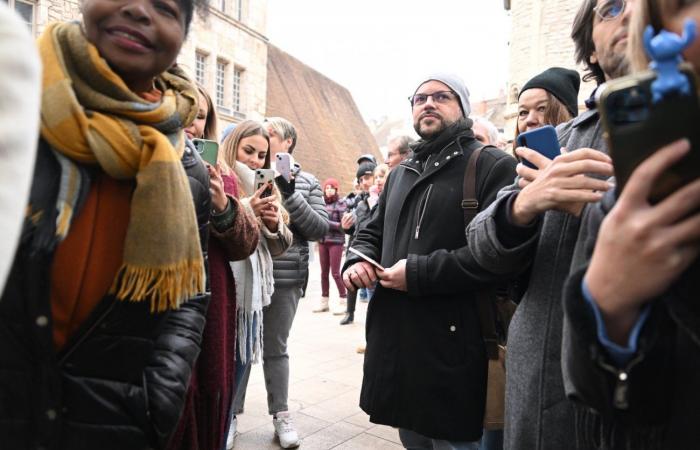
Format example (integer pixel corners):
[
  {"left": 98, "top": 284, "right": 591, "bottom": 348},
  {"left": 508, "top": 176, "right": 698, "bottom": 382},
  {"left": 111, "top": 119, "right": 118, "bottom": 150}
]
[{"left": 232, "top": 248, "right": 402, "bottom": 449}]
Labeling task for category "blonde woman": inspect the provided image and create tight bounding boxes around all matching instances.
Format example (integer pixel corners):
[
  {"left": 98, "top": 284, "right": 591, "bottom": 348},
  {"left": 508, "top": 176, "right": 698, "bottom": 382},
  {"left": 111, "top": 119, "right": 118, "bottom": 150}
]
[{"left": 221, "top": 120, "right": 293, "bottom": 448}]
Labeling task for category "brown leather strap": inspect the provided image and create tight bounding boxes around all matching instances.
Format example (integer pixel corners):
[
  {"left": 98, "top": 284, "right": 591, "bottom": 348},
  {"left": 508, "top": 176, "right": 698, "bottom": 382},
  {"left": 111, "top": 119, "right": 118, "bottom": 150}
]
[{"left": 462, "top": 144, "right": 500, "bottom": 361}]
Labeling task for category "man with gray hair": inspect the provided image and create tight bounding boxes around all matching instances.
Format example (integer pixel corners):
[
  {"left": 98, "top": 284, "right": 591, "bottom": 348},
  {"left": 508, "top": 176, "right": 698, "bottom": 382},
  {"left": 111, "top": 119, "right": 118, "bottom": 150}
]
[
  {"left": 471, "top": 117, "right": 500, "bottom": 147},
  {"left": 385, "top": 135, "right": 414, "bottom": 169},
  {"left": 342, "top": 73, "right": 516, "bottom": 448}
]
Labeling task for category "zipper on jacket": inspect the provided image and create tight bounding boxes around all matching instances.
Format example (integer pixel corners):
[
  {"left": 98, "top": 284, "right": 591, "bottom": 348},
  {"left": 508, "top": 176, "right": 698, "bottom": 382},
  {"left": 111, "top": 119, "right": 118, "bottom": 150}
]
[
  {"left": 597, "top": 351, "right": 645, "bottom": 411},
  {"left": 414, "top": 184, "right": 434, "bottom": 239},
  {"left": 58, "top": 299, "right": 118, "bottom": 366}
]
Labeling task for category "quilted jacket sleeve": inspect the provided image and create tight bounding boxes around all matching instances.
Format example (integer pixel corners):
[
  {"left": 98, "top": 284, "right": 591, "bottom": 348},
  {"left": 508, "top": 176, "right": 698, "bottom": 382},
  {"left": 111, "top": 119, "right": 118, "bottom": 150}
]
[{"left": 283, "top": 172, "right": 329, "bottom": 241}]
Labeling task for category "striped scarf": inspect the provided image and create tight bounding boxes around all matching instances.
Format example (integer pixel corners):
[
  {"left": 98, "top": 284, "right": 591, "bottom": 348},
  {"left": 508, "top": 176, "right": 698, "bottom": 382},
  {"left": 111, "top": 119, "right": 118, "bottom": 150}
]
[{"left": 36, "top": 21, "right": 204, "bottom": 312}]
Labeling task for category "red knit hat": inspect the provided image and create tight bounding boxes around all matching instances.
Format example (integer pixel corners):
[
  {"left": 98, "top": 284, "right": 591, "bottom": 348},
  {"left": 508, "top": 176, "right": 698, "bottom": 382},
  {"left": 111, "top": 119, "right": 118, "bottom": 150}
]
[{"left": 323, "top": 178, "right": 340, "bottom": 190}]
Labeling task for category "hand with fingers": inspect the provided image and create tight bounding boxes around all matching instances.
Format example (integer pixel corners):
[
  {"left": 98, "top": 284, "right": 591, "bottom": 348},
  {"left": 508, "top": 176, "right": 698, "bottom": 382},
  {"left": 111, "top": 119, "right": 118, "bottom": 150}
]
[
  {"left": 511, "top": 147, "right": 615, "bottom": 225},
  {"left": 260, "top": 202, "right": 280, "bottom": 232},
  {"left": 250, "top": 182, "right": 277, "bottom": 219},
  {"left": 585, "top": 139, "right": 700, "bottom": 345},
  {"left": 341, "top": 212, "right": 355, "bottom": 231},
  {"left": 377, "top": 259, "right": 407, "bottom": 292},
  {"left": 343, "top": 261, "right": 378, "bottom": 292},
  {"left": 207, "top": 163, "right": 229, "bottom": 213}
]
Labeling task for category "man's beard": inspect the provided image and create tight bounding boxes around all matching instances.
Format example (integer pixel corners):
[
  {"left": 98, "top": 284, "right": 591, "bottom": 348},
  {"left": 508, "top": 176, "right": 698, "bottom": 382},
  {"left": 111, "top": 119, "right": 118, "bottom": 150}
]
[
  {"left": 599, "top": 51, "right": 630, "bottom": 80},
  {"left": 413, "top": 114, "right": 455, "bottom": 140}
]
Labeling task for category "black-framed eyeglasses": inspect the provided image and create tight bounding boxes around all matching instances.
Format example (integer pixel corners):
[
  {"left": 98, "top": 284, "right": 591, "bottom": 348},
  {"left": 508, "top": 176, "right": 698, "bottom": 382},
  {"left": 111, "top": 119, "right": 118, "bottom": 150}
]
[
  {"left": 408, "top": 90, "right": 457, "bottom": 107},
  {"left": 593, "top": 0, "right": 626, "bottom": 21}
]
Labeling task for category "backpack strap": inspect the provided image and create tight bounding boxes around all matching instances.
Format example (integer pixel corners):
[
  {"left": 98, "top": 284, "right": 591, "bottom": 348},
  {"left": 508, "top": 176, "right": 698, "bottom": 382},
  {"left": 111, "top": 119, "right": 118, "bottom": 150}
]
[{"left": 462, "top": 144, "right": 500, "bottom": 361}]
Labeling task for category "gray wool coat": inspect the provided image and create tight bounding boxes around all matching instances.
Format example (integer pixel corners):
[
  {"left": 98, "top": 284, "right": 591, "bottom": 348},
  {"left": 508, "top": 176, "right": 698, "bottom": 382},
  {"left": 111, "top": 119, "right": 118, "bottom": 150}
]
[{"left": 466, "top": 108, "right": 607, "bottom": 450}]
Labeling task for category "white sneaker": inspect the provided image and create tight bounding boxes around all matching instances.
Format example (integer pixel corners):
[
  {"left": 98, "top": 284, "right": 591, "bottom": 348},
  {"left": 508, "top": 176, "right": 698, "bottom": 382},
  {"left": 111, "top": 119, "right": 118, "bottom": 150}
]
[
  {"left": 273, "top": 411, "right": 301, "bottom": 448},
  {"left": 332, "top": 297, "right": 347, "bottom": 315},
  {"left": 313, "top": 296, "right": 329, "bottom": 313},
  {"left": 225, "top": 415, "right": 237, "bottom": 449}
]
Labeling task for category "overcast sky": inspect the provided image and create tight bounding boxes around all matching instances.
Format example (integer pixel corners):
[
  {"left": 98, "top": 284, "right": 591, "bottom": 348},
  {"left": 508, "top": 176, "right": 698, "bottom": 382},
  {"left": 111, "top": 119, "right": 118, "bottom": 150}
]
[{"left": 267, "top": 0, "right": 511, "bottom": 123}]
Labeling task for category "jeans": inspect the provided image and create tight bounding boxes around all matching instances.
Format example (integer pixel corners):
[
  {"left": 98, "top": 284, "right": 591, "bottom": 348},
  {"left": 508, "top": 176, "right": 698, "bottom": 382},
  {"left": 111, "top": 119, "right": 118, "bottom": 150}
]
[
  {"left": 399, "top": 428, "right": 481, "bottom": 450},
  {"left": 232, "top": 286, "right": 302, "bottom": 415},
  {"left": 318, "top": 242, "right": 346, "bottom": 298}
]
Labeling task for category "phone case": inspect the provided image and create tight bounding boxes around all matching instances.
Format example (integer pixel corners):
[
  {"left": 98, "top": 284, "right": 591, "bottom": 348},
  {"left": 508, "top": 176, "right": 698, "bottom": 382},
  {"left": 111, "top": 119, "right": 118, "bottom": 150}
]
[
  {"left": 597, "top": 65, "right": 700, "bottom": 202},
  {"left": 275, "top": 153, "right": 294, "bottom": 182},
  {"left": 515, "top": 125, "right": 560, "bottom": 169},
  {"left": 255, "top": 169, "right": 275, "bottom": 198},
  {"left": 192, "top": 139, "right": 219, "bottom": 166}
]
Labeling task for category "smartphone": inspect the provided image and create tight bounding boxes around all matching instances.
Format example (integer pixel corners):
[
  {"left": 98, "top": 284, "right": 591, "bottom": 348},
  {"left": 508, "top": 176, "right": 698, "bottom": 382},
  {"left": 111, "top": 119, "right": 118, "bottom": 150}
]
[
  {"left": 192, "top": 139, "right": 219, "bottom": 166},
  {"left": 275, "top": 153, "right": 295, "bottom": 182},
  {"left": 348, "top": 247, "right": 385, "bottom": 271},
  {"left": 515, "top": 125, "right": 561, "bottom": 169},
  {"left": 597, "top": 65, "right": 700, "bottom": 203},
  {"left": 255, "top": 168, "right": 275, "bottom": 198}
]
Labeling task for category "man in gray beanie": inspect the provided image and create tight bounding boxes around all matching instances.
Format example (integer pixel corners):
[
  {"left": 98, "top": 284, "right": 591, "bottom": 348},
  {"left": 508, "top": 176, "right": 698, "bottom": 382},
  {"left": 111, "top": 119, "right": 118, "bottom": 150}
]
[{"left": 341, "top": 73, "right": 517, "bottom": 449}]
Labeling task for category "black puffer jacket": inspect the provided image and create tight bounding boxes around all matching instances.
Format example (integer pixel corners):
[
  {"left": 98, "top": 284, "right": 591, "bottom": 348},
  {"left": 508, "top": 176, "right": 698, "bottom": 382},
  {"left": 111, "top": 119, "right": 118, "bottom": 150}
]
[
  {"left": 272, "top": 168, "right": 329, "bottom": 289},
  {"left": 0, "top": 140, "right": 211, "bottom": 450}
]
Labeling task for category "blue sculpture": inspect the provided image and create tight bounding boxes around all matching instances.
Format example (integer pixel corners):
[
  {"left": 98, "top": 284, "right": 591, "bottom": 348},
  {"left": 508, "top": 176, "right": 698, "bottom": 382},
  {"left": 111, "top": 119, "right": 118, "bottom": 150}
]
[{"left": 643, "top": 19, "right": 697, "bottom": 103}]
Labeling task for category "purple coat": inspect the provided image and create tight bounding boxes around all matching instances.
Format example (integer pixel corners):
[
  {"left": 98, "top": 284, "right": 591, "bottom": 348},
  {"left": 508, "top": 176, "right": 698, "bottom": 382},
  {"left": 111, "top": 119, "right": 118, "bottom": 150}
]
[{"left": 320, "top": 197, "right": 347, "bottom": 245}]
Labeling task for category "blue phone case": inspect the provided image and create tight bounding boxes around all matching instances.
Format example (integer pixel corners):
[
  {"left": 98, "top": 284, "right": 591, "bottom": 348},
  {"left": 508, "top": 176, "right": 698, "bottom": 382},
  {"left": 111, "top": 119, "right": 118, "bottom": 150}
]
[{"left": 515, "top": 125, "right": 560, "bottom": 169}]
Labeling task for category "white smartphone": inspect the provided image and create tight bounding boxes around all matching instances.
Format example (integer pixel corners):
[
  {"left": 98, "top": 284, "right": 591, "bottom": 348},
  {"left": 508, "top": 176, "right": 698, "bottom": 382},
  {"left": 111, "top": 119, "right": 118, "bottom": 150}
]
[
  {"left": 275, "top": 153, "right": 295, "bottom": 182},
  {"left": 348, "top": 247, "right": 385, "bottom": 271},
  {"left": 255, "top": 168, "right": 275, "bottom": 198}
]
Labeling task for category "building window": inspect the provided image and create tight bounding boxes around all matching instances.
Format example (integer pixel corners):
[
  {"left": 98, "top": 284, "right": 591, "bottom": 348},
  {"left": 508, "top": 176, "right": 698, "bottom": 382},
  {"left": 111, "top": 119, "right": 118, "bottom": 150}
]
[
  {"left": 4, "top": 0, "right": 35, "bottom": 33},
  {"left": 216, "top": 61, "right": 226, "bottom": 109},
  {"left": 235, "top": 0, "right": 243, "bottom": 20},
  {"left": 195, "top": 52, "right": 206, "bottom": 86},
  {"left": 232, "top": 68, "right": 242, "bottom": 113}
]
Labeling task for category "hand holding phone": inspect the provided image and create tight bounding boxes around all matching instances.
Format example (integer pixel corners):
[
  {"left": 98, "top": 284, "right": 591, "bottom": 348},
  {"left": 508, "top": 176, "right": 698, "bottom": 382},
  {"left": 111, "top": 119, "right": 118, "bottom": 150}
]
[
  {"left": 515, "top": 125, "right": 561, "bottom": 169},
  {"left": 348, "top": 247, "right": 385, "bottom": 271}
]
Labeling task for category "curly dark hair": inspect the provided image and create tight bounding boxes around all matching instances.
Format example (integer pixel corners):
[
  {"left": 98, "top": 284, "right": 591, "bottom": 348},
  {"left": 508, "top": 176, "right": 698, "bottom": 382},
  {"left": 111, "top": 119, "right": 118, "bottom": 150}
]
[{"left": 571, "top": 0, "right": 606, "bottom": 85}]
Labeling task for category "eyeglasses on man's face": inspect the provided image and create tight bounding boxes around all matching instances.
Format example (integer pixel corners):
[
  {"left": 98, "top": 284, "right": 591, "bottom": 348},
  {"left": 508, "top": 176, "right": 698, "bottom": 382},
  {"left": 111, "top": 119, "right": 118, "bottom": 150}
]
[
  {"left": 594, "top": 0, "right": 626, "bottom": 21},
  {"left": 408, "top": 91, "right": 457, "bottom": 107}
]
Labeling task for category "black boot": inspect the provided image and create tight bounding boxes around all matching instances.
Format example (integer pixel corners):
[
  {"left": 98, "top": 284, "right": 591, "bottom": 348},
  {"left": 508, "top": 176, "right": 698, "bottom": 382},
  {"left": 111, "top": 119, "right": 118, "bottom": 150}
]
[{"left": 340, "top": 312, "right": 354, "bottom": 325}]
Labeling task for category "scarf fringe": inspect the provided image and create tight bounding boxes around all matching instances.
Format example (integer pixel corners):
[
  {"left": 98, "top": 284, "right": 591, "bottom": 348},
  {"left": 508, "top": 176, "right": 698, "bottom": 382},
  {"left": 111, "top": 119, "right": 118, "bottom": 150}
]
[
  {"left": 111, "top": 260, "right": 205, "bottom": 312},
  {"left": 237, "top": 309, "right": 264, "bottom": 365}
]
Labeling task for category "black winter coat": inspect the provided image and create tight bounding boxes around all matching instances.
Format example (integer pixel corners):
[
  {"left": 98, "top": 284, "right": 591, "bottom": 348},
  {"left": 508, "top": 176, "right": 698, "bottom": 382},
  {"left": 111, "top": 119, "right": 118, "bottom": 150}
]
[
  {"left": 0, "top": 141, "right": 211, "bottom": 450},
  {"left": 563, "top": 191, "right": 700, "bottom": 450},
  {"left": 344, "top": 125, "right": 517, "bottom": 441}
]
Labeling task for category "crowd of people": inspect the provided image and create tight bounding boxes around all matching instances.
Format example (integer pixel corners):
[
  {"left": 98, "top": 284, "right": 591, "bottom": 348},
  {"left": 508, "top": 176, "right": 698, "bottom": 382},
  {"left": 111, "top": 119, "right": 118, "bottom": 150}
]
[{"left": 0, "top": 0, "right": 699, "bottom": 449}]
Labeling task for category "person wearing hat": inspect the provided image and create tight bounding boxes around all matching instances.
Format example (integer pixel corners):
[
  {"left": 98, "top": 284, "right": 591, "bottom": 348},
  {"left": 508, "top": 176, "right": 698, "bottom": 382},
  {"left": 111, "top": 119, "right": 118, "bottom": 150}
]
[
  {"left": 341, "top": 73, "right": 517, "bottom": 448},
  {"left": 338, "top": 161, "right": 377, "bottom": 323},
  {"left": 515, "top": 67, "right": 581, "bottom": 143}
]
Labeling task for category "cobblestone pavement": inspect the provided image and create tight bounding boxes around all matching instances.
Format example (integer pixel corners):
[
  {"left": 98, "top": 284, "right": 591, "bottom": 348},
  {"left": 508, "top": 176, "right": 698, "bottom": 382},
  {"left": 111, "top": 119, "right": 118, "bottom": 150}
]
[{"left": 232, "top": 246, "right": 402, "bottom": 449}]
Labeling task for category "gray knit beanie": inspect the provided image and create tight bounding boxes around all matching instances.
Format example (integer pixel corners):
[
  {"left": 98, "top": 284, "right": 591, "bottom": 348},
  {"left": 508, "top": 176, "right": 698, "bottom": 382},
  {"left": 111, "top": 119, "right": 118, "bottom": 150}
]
[{"left": 413, "top": 73, "right": 471, "bottom": 117}]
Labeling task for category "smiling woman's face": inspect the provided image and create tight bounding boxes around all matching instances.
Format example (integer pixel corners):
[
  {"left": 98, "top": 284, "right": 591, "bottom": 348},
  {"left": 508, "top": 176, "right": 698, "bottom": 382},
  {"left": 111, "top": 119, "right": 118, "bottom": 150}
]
[{"left": 82, "top": 0, "right": 187, "bottom": 92}]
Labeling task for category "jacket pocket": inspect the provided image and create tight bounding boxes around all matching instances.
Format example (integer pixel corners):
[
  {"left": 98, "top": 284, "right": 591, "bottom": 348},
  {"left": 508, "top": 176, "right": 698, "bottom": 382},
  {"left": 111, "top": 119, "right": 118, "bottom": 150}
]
[{"left": 414, "top": 184, "right": 434, "bottom": 239}]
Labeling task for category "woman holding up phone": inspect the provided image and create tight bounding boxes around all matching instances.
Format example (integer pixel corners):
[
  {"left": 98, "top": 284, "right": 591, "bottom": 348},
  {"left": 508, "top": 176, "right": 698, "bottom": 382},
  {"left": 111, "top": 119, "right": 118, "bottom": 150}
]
[
  {"left": 169, "top": 86, "right": 260, "bottom": 450},
  {"left": 562, "top": 1, "right": 700, "bottom": 448},
  {"left": 222, "top": 120, "right": 293, "bottom": 448}
]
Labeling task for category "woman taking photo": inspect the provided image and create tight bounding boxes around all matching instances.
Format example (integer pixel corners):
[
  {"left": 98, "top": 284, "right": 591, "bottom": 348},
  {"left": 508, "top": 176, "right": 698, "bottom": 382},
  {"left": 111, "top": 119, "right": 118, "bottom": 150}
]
[
  {"left": 169, "top": 85, "right": 260, "bottom": 450},
  {"left": 223, "top": 120, "right": 293, "bottom": 448}
]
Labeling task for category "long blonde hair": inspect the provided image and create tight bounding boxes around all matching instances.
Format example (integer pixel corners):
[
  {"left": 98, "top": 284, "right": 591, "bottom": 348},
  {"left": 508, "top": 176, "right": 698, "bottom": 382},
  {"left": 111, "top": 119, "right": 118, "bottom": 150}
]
[{"left": 222, "top": 120, "right": 289, "bottom": 224}]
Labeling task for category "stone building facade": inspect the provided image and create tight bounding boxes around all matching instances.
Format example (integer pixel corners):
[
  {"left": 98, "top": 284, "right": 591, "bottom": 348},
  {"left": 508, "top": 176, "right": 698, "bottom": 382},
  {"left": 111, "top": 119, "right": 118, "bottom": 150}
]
[
  {"left": 9, "top": 0, "right": 269, "bottom": 129},
  {"left": 504, "top": 0, "right": 596, "bottom": 137}
]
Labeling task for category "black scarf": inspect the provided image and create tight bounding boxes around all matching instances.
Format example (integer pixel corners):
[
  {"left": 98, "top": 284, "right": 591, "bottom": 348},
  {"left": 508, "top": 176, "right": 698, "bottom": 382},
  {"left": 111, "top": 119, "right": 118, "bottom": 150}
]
[{"left": 412, "top": 118, "right": 475, "bottom": 169}]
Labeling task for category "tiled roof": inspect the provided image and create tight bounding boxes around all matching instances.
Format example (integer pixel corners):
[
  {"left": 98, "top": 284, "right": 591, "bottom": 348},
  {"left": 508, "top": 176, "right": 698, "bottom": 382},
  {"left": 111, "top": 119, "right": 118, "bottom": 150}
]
[{"left": 266, "top": 44, "right": 381, "bottom": 192}]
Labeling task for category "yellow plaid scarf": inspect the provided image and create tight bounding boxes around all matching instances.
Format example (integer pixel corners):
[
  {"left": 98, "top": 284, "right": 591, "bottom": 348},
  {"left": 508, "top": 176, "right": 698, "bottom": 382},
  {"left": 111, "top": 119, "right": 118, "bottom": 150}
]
[{"left": 38, "top": 22, "right": 204, "bottom": 312}]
